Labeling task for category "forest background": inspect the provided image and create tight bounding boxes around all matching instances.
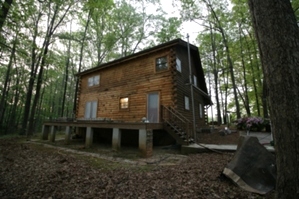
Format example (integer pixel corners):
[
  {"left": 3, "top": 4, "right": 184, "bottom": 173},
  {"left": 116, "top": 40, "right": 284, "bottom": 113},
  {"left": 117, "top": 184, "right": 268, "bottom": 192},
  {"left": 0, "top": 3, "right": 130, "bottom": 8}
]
[{"left": 1, "top": 0, "right": 298, "bottom": 136}]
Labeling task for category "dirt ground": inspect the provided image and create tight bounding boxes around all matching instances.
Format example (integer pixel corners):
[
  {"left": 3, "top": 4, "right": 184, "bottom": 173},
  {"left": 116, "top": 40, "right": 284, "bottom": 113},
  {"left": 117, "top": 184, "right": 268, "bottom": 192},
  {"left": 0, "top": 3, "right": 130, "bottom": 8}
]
[
  {"left": 0, "top": 129, "right": 275, "bottom": 199},
  {"left": 197, "top": 127, "right": 240, "bottom": 145}
]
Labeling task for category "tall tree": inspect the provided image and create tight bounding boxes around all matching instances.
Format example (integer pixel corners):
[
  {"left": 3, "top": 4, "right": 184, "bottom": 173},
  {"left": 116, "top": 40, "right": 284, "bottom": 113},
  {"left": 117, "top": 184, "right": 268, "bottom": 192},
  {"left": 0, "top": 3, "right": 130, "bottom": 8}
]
[
  {"left": 155, "top": 16, "right": 183, "bottom": 43},
  {"left": 0, "top": 0, "right": 13, "bottom": 33},
  {"left": 248, "top": 0, "right": 299, "bottom": 198}
]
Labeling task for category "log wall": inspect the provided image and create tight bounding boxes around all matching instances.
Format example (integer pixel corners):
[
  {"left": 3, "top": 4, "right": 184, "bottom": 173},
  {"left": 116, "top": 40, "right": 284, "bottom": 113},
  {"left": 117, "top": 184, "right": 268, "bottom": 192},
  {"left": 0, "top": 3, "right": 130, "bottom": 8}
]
[{"left": 77, "top": 48, "right": 175, "bottom": 122}]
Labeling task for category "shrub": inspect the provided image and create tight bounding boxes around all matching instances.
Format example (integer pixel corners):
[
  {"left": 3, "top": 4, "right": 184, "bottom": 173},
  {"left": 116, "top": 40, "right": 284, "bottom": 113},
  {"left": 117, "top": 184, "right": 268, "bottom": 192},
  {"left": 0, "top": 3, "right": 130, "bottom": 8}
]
[{"left": 236, "top": 116, "right": 265, "bottom": 132}]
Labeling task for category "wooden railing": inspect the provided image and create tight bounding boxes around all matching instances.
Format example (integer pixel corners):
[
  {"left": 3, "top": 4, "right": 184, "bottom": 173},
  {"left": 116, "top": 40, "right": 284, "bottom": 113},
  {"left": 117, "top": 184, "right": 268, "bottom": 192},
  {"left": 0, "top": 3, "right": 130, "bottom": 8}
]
[{"left": 161, "top": 105, "right": 194, "bottom": 142}]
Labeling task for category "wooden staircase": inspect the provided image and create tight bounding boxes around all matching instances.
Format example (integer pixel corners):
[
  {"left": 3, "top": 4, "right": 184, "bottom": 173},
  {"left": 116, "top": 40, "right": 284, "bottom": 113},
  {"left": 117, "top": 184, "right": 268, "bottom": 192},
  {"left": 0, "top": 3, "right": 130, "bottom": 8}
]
[
  {"left": 204, "top": 107, "right": 209, "bottom": 125},
  {"left": 161, "top": 105, "right": 195, "bottom": 145}
]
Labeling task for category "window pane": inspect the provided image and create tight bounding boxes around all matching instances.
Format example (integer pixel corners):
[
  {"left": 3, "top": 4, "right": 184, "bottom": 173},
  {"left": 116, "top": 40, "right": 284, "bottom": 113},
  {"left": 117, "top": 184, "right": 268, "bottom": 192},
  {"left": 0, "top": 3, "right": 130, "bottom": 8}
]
[
  {"left": 84, "top": 102, "right": 91, "bottom": 118},
  {"left": 88, "top": 77, "right": 93, "bottom": 87},
  {"left": 199, "top": 103, "right": 203, "bottom": 118},
  {"left": 94, "top": 75, "right": 100, "bottom": 85},
  {"left": 91, "top": 101, "right": 97, "bottom": 118},
  {"left": 120, "top": 97, "right": 129, "bottom": 109},
  {"left": 156, "top": 56, "right": 168, "bottom": 71},
  {"left": 176, "top": 57, "right": 181, "bottom": 72},
  {"left": 184, "top": 96, "right": 190, "bottom": 110},
  {"left": 147, "top": 93, "right": 159, "bottom": 123},
  {"left": 193, "top": 75, "right": 197, "bottom": 87}
]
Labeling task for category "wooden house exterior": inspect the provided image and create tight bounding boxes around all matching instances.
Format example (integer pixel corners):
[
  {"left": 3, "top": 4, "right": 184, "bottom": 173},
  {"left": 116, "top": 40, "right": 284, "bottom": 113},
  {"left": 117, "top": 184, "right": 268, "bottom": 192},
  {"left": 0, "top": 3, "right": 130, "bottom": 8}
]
[
  {"left": 42, "top": 39, "right": 211, "bottom": 157},
  {"left": 76, "top": 39, "right": 210, "bottom": 126}
]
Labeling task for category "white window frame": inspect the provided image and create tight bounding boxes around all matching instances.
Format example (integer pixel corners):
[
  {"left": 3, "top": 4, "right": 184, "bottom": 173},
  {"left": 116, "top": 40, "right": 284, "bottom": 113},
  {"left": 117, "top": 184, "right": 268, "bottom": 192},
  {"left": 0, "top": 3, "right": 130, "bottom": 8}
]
[
  {"left": 120, "top": 97, "right": 129, "bottom": 109},
  {"left": 199, "top": 103, "right": 203, "bottom": 118},
  {"left": 84, "top": 101, "right": 98, "bottom": 119},
  {"left": 184, "top": 96, "right": 190, "bottom": 110},
  {"left": 88, "top": 75, "right": 100, "bottom": 87},
  {"left": 193, "top": 75, "right": 198, "bottom": 87},
  {"left": 176, "top": 57, "right": 182, "bottom": 72},
  {"left": 156, "top": 56, "right": 168, "bottom": 71}
]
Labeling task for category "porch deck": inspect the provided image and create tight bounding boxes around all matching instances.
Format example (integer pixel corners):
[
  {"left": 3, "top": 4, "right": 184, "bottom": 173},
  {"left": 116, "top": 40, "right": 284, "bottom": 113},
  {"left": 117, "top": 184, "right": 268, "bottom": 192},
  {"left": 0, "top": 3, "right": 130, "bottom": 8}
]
[
  {"left": 42, "top": 119, "right": 164, "bottom": 158},
  {"left": 43, "top": 119, "right": 164, "bottom": 129}
]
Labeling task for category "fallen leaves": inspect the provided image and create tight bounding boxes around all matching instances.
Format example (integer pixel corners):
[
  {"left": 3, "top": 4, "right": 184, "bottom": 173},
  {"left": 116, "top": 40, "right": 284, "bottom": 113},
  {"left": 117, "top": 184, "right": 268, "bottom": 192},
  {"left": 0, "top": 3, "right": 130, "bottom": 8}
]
[{"left": 0, "top": 138, "right": 275, "bottom": 199}]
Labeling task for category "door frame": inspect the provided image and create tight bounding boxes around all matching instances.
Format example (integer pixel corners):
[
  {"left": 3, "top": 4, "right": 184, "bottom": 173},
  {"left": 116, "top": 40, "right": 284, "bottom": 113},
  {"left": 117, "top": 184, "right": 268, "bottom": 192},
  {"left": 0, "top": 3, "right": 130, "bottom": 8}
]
[{"left": 146, "top": 91, "right": 160, "bottom": 123}]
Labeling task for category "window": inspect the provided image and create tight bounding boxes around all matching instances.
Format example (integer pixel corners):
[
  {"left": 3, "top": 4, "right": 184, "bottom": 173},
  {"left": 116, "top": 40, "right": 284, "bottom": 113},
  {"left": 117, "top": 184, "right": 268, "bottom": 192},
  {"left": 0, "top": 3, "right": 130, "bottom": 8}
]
[
  {"left": 120, "top": 97, "right": 129, "bottom": 109},
  {"left": 88, "top": 75, "right": 100, "bottom": 87},
  {"left": 156, "top": 56, "right": 168, "bottom": 71},
  {"left": 176, "top": 57, "right": 181, "bottom": 72},
  {"left": 199, "top": 103, "right": 203, "bottom": 118},
  {"left": 193, "top": 75, "right": 198, "bottom": 87},
  {"left": 184, "top": 96, "right": 190, "bottom": 110},
  {"left": 84, "top": 101, "right": 97, "bottom": 119}
]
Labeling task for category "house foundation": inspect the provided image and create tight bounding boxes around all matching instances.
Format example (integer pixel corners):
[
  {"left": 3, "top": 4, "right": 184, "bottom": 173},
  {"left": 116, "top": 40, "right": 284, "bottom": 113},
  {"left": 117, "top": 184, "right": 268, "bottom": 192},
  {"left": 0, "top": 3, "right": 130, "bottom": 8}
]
[
  {"left": 112, "top": 128, "right": 121, "bottom": 151},
  {"left": 65, "top": 126, "right": 71, "bottom": 144},
  {"left": 42, "top": 125, "right": 50, "bottom": 140},
  {"left": 49, "top": 126, "right": 56, "bottom": 142},
  {"left": 139, "top": 129, "right": 153, "bottom": 158},
  {"left": 85, "top": 127, "right": 93, "bottom": 148},
  {"left": 41, "top": 122, "right": 161, "bottom": 158}
]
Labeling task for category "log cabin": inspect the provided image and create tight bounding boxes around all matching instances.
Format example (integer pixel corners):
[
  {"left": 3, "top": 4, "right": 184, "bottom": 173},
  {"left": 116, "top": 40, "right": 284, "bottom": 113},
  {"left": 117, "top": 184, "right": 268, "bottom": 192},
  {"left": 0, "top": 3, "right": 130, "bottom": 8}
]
[{"left": 42, "top": 38, "right": 211, "bottom": 157}]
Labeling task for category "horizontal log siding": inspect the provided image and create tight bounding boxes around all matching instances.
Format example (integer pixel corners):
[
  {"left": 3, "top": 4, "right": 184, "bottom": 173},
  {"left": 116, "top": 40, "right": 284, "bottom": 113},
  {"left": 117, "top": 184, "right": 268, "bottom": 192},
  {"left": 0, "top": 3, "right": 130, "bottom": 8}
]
[
  {"left": 174, "top": 46, "right": 206, "bottom": 127},
  {"left": 77, "top": 48, "right": 174, "bottom": 122}
]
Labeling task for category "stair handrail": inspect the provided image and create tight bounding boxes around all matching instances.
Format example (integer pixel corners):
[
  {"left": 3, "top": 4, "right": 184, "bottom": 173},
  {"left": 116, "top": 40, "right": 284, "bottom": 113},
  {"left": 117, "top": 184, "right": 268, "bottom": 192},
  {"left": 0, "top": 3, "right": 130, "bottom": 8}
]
[
  {"left": 167, "top": 106, "right": 190, "bottom": 123},
  {"left": 161, "top": 105, "right": 193, "bottom": 142}
]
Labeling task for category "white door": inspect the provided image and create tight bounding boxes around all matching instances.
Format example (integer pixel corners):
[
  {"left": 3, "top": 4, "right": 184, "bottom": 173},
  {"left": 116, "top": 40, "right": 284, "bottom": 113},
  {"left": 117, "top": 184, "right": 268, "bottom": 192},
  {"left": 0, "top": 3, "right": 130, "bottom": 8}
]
[
  {"left": 84, "top": 101, "right": 97, "bottom": 119},
  {"left": 147, "top": 92, "right": 159, "bottom": 123}
]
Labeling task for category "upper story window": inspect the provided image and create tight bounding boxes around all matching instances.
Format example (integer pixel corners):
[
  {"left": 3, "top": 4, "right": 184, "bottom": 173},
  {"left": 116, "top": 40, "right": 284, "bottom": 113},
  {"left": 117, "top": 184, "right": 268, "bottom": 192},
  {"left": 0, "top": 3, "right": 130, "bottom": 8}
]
[
  {"left": 199, "top": 103, "right": 203, "bottom": 118},
  {"left": 176, "top": 57, "right": 182, "bottom": 72},
  {"left": 184, "top": 96, "right": 190, "bottom": 110},
  {"left": 193, "top": 75, "right": 198, "bottom": 87},
  {"left": 88, "top": 75, "right": 100, "bottom": 87},
  {"left": 120, "top": 97, "right": 129, "bottom": 109},
  {"left": 156, "top": 56, "right": 168, "bottom": 72}
]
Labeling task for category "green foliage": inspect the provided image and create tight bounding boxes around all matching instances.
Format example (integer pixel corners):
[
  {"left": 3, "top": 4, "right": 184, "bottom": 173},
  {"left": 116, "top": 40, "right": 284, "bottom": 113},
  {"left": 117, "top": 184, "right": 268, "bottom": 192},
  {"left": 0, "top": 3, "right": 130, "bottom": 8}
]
[
  {"left": 155, "top": 17, "right": 183, "bottom": 43},
  {"left": 0, "top": 0, "right": 275, "bottom": 133}
]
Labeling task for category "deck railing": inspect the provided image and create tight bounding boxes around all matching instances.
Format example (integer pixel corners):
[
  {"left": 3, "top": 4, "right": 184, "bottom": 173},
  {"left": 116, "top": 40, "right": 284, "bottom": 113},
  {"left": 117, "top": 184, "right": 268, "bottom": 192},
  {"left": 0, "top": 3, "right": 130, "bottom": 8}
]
[{"left": 161, "top": 105, "right": 193, "bottom": 141}]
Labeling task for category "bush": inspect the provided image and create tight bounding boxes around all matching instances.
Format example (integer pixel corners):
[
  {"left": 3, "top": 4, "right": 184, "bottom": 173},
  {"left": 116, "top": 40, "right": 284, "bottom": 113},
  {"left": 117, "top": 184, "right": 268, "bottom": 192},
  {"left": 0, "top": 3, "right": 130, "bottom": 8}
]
[{"left": 236, "top": 117, "right": 265, "bottom": 132}]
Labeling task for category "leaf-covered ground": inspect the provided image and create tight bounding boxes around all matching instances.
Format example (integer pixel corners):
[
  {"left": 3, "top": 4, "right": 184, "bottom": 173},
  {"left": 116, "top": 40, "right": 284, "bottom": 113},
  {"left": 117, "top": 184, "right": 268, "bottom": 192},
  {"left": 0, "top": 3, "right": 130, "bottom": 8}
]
[{"left": 0, "top": 135, "right": 275, "bottom": 199}]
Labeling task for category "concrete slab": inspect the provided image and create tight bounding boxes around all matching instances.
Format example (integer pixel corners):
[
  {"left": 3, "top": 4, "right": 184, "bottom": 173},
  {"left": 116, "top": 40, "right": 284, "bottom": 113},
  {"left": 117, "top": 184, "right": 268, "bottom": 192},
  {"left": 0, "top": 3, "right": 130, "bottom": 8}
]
[
  {"left": 240, "top": 132, "right": 273, "bottom": 145},
  {"left": 181, "top": 134, "right": 275, "bottom": 155},
  {"left": 181, "top": 143, "right": 237, "bottom": 154}
]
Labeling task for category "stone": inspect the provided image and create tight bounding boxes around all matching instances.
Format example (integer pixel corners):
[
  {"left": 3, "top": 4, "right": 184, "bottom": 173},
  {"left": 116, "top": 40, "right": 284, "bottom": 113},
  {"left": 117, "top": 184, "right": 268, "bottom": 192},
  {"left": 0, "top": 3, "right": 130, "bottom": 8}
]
[{"left": 223, "top": 136, "right": 276, "bottom": 195}]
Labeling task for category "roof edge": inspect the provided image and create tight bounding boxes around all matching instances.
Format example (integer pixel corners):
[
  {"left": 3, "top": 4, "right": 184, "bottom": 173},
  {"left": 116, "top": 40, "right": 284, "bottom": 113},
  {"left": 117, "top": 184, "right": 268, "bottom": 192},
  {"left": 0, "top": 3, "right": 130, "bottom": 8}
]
[{"left": 76, "top": 38, "right": 199, "bottom": 76}]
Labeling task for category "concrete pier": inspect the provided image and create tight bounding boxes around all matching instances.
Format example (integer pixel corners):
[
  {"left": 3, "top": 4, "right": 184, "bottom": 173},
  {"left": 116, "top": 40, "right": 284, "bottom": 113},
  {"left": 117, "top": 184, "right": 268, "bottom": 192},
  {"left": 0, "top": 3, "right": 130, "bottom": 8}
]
[
  {"left": 42, "top": 125, "right": 50, "bottom": 140},
  {"left": 112, "top": 128, "right": 121, "bottom": 150},
  {"left": 65, "top": 126, "right": 71, "bottom": 144},
  {"left": 49, "top": 126, "right": 56, "bottom": 142},
  {"left": 85, "top": 127, "right": 94, "bottom": 148},
  {"left": 139, "top": 129, "right": 153, "bottom": 158}
]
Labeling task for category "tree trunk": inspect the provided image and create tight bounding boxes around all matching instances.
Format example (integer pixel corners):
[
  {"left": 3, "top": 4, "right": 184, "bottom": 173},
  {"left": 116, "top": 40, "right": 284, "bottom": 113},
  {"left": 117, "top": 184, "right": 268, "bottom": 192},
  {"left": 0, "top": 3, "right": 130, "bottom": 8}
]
[
  {"left": 0, "top": 0, "right": 13, "bottom": 33},
  {"left": 209, "top": 22, "right": 222, "bottom": 125},
  {"left": 7, "top": 66, "right": 20, "bottom": 133},
  {"left": 248, "top": 0, "right": 299, "bottom": 198},
  {"left": 0, "top": 36, "right": 16, "bottom": 125},
  {"left": 238, "top": 23, "right": 251, "bottom": 116},
  {"left": 247, "top": 30, "right": 264, "bottom": 116},
  {"left": 205, "top": 1, "right": 241, "bottom": 119},
  {"left": 73, "top": 10, "right": 91, "bottom": 117},
  {"left": 61, "top": 34, "right": 71, "bottom": 117},
  {"left": 262, "top": 79, "right": 269, "bottom": 118},
  {"left": 20, "top": 12, "right": 42, "bottom": 135}
]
